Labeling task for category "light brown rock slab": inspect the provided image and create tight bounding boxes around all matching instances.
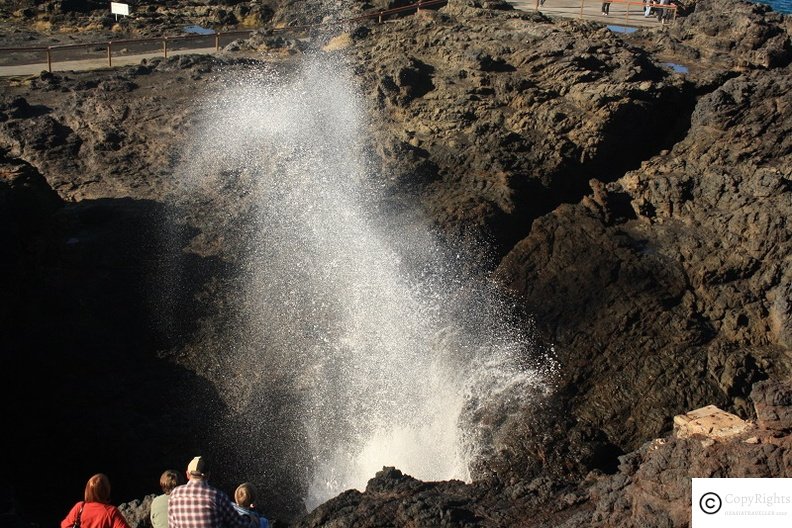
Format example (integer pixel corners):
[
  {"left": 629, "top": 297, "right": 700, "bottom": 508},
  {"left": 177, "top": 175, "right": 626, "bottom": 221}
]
[{"left": 673, "top": 405, "right": 752, "bottom": 440}]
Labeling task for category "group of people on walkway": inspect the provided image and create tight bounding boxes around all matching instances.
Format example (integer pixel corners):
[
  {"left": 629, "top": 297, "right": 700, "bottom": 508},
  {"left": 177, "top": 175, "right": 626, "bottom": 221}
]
[
  {"left": 61, "top": 456, "right": 270, "bottom": 528},
  {"left": 600, "top": 0, "right": 675, "bottom": 18}
]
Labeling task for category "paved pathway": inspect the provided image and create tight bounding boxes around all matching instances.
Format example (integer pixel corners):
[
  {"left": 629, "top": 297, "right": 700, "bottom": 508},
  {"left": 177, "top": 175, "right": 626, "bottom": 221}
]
[
  {"left": 0, "top": 46, "right": 218, "bottom": 77},
  {"left": 510, "top": 0, "right": 673, "bottom": 27}
]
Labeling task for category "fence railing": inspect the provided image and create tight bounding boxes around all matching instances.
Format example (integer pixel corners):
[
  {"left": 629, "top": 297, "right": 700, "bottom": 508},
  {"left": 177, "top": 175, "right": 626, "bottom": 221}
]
[{"left": 0, "top": 0, "right": 448, "bottom": 73}]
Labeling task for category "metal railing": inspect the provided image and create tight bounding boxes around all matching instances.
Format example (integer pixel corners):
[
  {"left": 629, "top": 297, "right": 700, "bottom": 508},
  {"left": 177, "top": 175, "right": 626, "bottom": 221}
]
[
  {"left": 0, "top": 31, "right": 256, "bottom": 72},
  {"left": 0, "top": 0, "right": 448, "bottom": 73}
]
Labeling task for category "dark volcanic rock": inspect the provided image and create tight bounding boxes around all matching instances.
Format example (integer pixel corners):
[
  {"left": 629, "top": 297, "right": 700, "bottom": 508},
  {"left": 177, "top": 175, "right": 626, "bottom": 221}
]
[
  {"left": 671, "top": 0, "right": 792, "bottom": 69},
  {"left": 588, "top": 400, "right": 792, "bottom": 528},
  {"left": 346, "top": 0, "right": 694, "bottom": 254},
  {"left": 752, "top": 380, "right": 792, "bottom": 433},
  {"left": 0, "top": 69, "right": 202, "bottom": 200},
  {"left": 118, "top": 494, "right": 156, "bottom": 528},
  {"left": 626, "top": 0, "right": 792, "bottom": 80},
  {"left": 0, "top": 150, "right": 62, "bottom": 220},
  {"left": 296, "top": 468, "right": 484, "bottom": 527},
  {"left": 495, "top": 66, "right": 792, "bottom": 457}
]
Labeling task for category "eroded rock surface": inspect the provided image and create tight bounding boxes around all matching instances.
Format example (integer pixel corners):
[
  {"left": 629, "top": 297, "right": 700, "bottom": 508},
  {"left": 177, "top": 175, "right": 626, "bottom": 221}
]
[
  {"left": 632, "top": 0, "right": 792, "bottom": 71},
  {"left": 495, "top": 65, "right": 792, "bottom": 460},
  {"left": 347, "top": 1, "right": 694, "bottom": 253}
]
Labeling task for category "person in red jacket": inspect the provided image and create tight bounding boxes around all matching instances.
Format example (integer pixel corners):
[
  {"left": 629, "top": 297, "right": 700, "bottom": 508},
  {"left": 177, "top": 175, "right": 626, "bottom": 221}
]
[{"left": 61, "top": 473, "right": 130, "bottom": 528}]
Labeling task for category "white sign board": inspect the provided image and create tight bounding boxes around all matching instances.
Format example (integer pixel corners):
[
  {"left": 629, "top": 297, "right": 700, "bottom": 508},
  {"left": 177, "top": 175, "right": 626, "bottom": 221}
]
[{"left": 110, "top": 2, "right": 130, "bottom": 16}]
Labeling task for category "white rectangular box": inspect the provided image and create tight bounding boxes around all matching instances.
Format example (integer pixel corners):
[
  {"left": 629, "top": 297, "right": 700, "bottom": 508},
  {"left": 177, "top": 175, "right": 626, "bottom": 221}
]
[
  {"left": 110, "top": 2, "right": 129, "bottom": 16},
  {"left": 692, "top": 478, "right": 792, "bottom": 527}
]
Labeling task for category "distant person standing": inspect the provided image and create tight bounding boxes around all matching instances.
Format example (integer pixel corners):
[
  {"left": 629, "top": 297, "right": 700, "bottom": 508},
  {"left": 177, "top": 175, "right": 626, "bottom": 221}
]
[
  {"left": 601, "top": 0, "right": 611, "bottom": 14},
  {"left": 61, "top": 473, "right": 130, "bottom": 528},
  {"left": 656, "top": 0, "right": 671, "bottom": 21},
  {"left": 168, "top": 456, "right": 249, "bottom": 528},
  {"left": 150, "top": 470, "right": 183, "bottom": 528}
]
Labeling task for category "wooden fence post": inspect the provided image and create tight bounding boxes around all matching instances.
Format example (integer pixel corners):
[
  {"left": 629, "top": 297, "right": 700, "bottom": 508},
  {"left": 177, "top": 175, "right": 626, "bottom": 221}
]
[
  {"left": 107, "top": 42, "right": 112, "bottom": 67},
  {"left": 163, "top": 38, "right": 168, "bottom": 58},
  {"left": 47, "top": 47, "right": 52, "bottom": 73}
]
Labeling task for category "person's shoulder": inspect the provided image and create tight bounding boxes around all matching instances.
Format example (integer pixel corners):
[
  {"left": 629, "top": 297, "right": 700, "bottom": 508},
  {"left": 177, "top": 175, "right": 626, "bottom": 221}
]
[
  {"left": 94, "top": 503, "right": 124, "bottom": 519},
  {"left": 107, "top": 504, "right": 131, "bottom": 528},
  {"left": 232, "top": 504, "right": 259, "bottom": 527},
  {"left": 85, "top": 501, "right": 115, "bottom": 513},
  {"left": 170, "top": 483, "right": 190, "bottom": 495}
]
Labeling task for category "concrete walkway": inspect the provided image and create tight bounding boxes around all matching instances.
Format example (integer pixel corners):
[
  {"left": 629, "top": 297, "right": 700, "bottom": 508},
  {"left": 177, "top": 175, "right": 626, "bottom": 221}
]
[
  {"left": 510, "top": 0, "right": 674, "bottom": 28},
  {"left": 0, "top": 46, "right": 218, "bottom": 77}
]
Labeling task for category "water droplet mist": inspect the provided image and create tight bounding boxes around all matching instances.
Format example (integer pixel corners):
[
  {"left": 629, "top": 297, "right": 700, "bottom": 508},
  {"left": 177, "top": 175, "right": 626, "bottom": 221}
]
[{"left": 175, "top": 56, "right": 548, "bottom": 510}]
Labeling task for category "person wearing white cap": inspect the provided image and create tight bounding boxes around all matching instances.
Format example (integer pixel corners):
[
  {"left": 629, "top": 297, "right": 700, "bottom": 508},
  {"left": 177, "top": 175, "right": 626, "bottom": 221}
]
[{"left": 168, "top": 456, "right": 250, "bottom": 528}]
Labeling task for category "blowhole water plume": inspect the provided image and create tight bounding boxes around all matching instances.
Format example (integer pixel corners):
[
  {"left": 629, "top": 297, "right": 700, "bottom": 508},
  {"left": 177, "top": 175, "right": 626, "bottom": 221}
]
[{"left": 174, "top": 55, "right": 552, "bottom": 510}]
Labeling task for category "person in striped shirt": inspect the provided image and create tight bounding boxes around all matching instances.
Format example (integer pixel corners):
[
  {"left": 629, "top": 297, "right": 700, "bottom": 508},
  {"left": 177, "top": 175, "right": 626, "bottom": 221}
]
[{"left": 168, "top": 456, "right": 250, "bottom": 528}]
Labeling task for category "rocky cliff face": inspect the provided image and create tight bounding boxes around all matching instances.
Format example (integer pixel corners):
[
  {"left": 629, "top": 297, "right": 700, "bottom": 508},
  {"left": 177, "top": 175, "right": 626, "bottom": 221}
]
[
  {"left": 1, "top": 0, "right": 791, "bottom": 526},
  {"left": 348, "top": 1, "right": 695, "bottom": 256},
  {"left": 496, "top": 9, "right": 792, "bottom": 456}
]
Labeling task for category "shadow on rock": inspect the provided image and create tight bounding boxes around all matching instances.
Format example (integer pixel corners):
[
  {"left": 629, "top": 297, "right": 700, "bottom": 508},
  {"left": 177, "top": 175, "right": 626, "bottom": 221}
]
[{"left": 0, "top": 189, "right": 235, "bottom": 527}]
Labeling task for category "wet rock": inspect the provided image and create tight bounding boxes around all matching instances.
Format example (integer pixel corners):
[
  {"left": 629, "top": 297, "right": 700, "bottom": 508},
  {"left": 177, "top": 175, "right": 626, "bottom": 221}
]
[
  {"left": 295, "top": 467, "right": 483, "bottom": 527},
  {"left": 292, "top": 399, "right": 792, "bottom": 527},
  {"left": 118, "top": 494, "right": 155, "bottom": 528}
]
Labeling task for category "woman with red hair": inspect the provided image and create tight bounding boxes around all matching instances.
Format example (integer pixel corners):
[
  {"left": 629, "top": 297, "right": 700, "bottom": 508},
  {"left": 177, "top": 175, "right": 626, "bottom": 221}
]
[{"left": 61, "top": 474, "right": 130, "bottom": 528}]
